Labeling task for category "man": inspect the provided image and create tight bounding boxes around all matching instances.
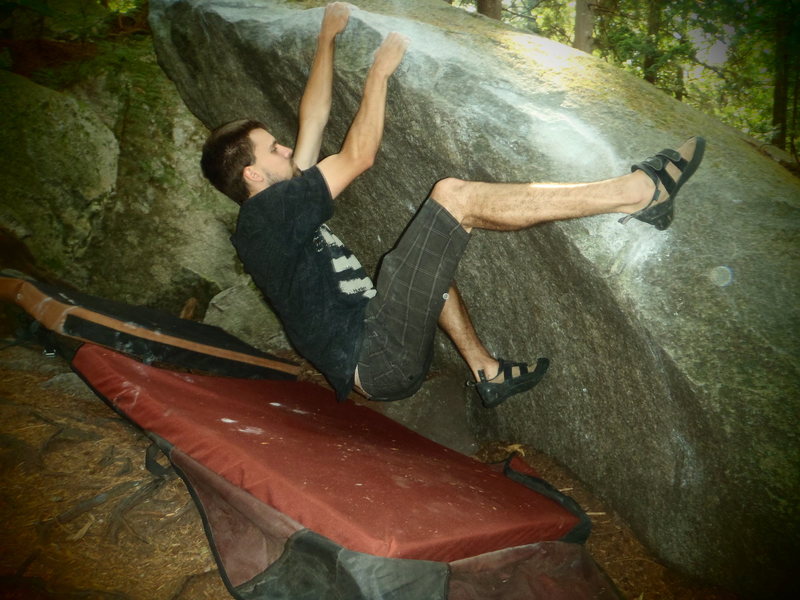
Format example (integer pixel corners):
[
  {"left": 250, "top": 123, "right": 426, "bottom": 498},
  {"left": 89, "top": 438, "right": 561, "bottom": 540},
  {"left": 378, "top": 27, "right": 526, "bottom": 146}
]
[{"left": 201, "top": 3, "right": 704, "bottom": 408}]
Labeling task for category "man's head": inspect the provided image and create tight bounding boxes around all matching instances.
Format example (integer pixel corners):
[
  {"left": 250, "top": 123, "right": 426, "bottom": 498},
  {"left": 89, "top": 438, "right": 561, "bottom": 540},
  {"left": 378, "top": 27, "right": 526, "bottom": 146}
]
[{"left": 201, "top": 119, "right": 300, "bottom": 204}]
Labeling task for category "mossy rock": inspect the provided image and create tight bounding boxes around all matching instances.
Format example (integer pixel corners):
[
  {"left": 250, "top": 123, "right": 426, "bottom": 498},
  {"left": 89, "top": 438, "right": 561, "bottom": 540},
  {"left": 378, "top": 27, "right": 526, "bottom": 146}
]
[{"left": 0, "top": 69, "right": 118, "bottom": 277}]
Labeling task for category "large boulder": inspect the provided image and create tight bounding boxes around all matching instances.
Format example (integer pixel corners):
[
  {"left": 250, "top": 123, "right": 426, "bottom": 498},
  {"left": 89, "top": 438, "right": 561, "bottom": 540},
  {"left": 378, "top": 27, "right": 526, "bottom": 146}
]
[{"left": 148, "top": 0, "right": 798, "bottom": 596}]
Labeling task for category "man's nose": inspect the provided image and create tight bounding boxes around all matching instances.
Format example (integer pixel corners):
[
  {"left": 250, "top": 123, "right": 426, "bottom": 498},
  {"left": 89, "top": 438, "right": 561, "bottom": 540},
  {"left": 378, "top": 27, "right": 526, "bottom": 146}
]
[{"left": 279, "top": 144, "right": 293, "bottom": 158}]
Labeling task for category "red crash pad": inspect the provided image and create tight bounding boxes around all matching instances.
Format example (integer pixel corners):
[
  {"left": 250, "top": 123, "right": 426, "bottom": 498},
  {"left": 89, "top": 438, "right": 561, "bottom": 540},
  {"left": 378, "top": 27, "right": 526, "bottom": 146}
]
[{"left": 72, "top": 343, "right": 580, "bottom": 563}]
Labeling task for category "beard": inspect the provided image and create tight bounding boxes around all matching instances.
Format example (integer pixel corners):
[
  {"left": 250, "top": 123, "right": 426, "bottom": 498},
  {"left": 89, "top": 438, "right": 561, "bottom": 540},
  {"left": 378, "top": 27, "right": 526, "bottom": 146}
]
[{"left": 265, "top": 160, "right": 301, "bottom": 186}]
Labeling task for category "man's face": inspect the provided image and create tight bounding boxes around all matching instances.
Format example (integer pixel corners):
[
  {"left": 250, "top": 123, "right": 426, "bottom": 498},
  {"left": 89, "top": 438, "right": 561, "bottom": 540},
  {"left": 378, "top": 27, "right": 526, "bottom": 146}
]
[{"left": 247, "top": 128, "right": 300, "bottom": 187}]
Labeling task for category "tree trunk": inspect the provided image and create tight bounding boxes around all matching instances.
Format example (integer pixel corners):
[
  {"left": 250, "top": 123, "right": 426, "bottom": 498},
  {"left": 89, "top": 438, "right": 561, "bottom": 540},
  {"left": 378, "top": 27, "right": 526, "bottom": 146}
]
[
  {"left": 791, "top": 67, "right": 799, "bottom": 158},
  {"left": 771, "top": 2, "right": 793, "bottom": 149},
  {"left": 574, "top": 0, "right": 595, "bottom": 52},
  {"left": 477, "top": 0, "right": 502, "bottom": 20},
  {"left": 642, "top": 0, "right": 661, "bottom": 84},
  {"left": 674, "top": 62, "right": 684, "bottom": 101}
]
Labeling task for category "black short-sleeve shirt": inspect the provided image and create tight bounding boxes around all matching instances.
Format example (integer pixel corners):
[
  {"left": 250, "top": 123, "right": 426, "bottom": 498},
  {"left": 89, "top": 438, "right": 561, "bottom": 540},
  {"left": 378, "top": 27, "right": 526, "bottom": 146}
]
[{"left": 231, "top": 167, "right": 373, "bottom": 400}]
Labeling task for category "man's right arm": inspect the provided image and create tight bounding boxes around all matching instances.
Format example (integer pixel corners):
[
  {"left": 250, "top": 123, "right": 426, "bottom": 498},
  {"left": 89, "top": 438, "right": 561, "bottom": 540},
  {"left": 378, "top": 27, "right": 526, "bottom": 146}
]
[
  {"left": 317, "top": 32, "right": 408, "bottom": 200},
  {"left": 294, "top": 2, "right": 351, "bottom": 171}
]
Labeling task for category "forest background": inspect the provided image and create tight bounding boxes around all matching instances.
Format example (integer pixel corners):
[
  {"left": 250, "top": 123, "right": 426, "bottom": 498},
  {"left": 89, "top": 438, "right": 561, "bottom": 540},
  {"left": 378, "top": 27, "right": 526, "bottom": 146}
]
[
  {"left": 2, "top": 0, "right": 798, "bottom": 168},
  {"left": 460, "top": 0, "right": 800, "bottom": 166}
]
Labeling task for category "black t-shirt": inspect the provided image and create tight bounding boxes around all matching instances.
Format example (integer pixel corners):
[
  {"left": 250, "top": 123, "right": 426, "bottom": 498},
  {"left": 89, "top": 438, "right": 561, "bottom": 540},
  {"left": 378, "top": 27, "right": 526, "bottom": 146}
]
[{"left": 230, "top": 167, "right": 374, "bottom": 400}]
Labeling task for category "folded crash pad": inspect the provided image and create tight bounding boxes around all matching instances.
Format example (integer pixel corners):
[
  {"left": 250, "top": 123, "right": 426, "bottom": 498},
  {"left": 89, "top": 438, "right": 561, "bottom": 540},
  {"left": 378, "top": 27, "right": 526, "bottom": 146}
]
[{"left": 0, "top": 271, "right": 297, "bottom": 379}]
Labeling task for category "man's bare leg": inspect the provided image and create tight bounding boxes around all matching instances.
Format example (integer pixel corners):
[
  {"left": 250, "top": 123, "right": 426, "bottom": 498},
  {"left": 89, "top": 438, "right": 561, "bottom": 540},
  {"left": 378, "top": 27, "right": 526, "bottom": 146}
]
[
  {"left": 437, "top": 284, "right": 497, "bottom": 379},
  {"left": 432, "top": 170, "right": 652, "bottom": 232},
  {"left": 431, "top": 137, "right": 701, "bottom": 232},
  {"left": 438, "top": 282, "right": 549, "bottom": 408}
]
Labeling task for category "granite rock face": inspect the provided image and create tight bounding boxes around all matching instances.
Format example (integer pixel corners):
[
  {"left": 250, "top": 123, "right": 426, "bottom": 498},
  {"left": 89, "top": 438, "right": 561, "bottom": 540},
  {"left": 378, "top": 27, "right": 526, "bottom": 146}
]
[{"left": 149, "top": 0, "right": 799, "bottom": 595}]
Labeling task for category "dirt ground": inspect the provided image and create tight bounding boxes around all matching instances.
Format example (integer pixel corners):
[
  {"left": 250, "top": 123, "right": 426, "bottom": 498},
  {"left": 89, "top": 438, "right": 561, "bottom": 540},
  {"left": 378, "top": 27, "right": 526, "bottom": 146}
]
[{"left": 0, "top": 342, "right": 740, "bottom": 600}]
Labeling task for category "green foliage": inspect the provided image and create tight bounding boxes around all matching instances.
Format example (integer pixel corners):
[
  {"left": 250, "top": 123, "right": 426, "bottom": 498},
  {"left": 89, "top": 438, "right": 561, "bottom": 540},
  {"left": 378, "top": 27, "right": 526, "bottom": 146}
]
[
  {"left": 592, "top": 0, "right": 798, "bottom": 154},
  {"left": 686, "top": 18, "right": 775, "bottom": 140},
  {"left": 503, "top": 0, "right": 573, "bottom": 43},
  {"left": 681, "top": 0, "right": 799, "bottom": 154},
  {"left": 106, "top": 0, "right": 142, "bottom": 13},
  {"left": 592, "top": 1, "right": 693, "bottom": 94},
  {"left": 0, "top": 0, "right": 54, "bottom": 17},
  {"left": 30, "top": 34, "right": 151, "bottom": 89},
  {"left": 1, "top": 0, "right": 148, "bottom": 41},
  {"left": 452, "top": 0, "right": 573, "bottom": 42}
]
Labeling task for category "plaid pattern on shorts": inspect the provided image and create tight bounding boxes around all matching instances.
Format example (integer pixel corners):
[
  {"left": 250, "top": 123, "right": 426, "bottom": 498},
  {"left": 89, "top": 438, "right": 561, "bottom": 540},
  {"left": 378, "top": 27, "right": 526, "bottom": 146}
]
[{"left": 357, "top": 198, "right": 470, "bottom": 401}]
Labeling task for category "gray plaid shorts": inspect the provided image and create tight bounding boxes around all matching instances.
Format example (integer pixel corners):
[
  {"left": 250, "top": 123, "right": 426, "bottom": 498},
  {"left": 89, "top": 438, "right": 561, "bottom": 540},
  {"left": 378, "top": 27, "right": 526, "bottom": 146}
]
[{"left": 356, "top": 198, "right": 470, "bottom": 401}]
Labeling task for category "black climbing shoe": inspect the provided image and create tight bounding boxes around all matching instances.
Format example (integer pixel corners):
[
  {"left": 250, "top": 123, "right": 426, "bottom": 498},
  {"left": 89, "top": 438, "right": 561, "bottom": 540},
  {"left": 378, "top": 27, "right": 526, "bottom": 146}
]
[
  {"left": 619, "top": 136, "right": 706, "bottom": 230},
  {"left": 468, "top": 357, "right": 550, "bottom": 408}
]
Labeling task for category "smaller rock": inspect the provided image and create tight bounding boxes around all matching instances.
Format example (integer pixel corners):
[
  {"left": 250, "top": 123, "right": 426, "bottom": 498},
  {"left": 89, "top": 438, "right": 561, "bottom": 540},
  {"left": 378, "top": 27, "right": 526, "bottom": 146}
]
[
  {"left": 364, "top": 374, "right": 478, "bottom": 455},
  {"left": 41, "top": 372, "right": 95, "bottom": 400},
  {"left": 203, "top": 279, "right": 291, "bottom": 352}
]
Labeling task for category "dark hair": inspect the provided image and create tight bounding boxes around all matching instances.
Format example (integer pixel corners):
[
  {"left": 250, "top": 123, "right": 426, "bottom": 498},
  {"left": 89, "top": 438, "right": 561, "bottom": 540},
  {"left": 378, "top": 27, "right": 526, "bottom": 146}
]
[{"left": 200, "top": 119, "right": 266, "bottom": 204}]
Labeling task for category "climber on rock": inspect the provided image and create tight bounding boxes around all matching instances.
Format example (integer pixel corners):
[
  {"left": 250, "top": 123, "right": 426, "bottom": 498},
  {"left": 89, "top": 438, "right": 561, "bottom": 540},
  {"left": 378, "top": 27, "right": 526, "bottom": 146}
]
[{"left": 200, "top": 2, "right": 705, "bottom": 407}]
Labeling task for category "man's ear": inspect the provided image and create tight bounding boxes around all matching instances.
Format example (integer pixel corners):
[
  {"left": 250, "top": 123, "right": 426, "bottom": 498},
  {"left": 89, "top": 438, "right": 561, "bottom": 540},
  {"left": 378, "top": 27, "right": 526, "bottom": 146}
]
[{"left": 242, "top": 165, "right": 263, "bottom": 184}]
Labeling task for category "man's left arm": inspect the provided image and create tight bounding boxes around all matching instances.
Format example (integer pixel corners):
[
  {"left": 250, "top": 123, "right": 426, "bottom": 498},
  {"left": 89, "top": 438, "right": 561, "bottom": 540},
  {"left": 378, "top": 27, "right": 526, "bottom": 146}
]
[{"left": 294, "top": 2, "right": 351, "bottom": 171}]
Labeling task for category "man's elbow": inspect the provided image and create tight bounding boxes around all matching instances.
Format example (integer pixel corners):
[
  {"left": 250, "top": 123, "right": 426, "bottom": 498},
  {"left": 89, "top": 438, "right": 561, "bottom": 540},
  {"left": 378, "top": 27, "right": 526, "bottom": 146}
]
[
  {"left": 342, "top": 148, "right": 376, "bottom": 175},
  {"left": 358, "top": 153, "right": 376, "bottom": 172}
]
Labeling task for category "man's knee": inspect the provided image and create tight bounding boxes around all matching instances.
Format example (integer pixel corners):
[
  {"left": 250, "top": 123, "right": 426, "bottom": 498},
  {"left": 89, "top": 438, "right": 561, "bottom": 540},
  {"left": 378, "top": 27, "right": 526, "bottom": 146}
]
[{"left": 431, "top": 177, "right": 466, "bottom": 221}]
